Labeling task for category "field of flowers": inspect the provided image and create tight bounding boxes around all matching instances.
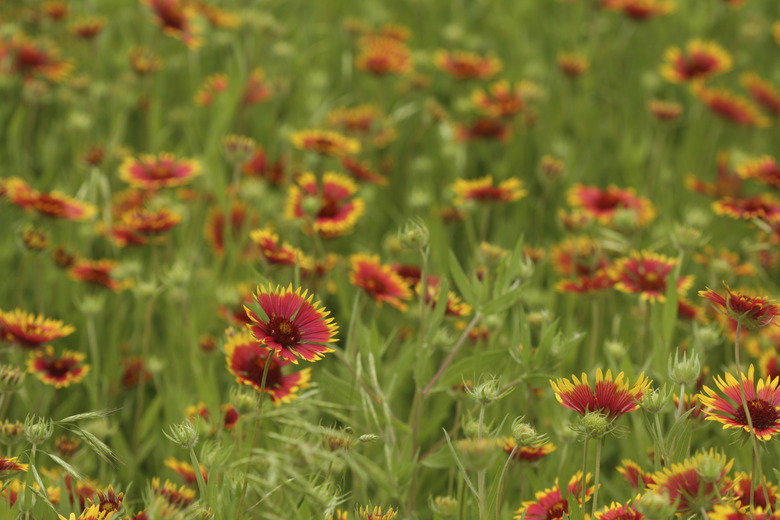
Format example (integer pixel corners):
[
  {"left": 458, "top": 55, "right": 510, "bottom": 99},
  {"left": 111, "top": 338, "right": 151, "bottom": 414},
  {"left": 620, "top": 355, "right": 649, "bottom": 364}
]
[{"left": 1, "top": 0, "right": 780, "bottom": 519}]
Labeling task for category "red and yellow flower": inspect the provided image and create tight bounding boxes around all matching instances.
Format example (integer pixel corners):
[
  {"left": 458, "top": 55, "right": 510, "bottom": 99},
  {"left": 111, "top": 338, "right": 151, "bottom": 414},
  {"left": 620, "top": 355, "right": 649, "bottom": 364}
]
[
  {"left": 735, "top": 156, "right": 780, "bottom": 189},
  {"left": 193, "top": 73, "right": 228, "bottom": 107},
  {"left": 451, "top": 175, "right": 526, "bottom": 205},
  {"left": 693, "top": 85, "right": 770, "bottom": 128},
  {"left": 614, "top": 0, "right": 675, "bottom": 20},
  {"left": 648, "top": 450, "right": 733, "bottom": 515},
  {"left": 660, "top": 40, "right": 732, "bottom": 83},
  {"left": 241, "top": 67, "right": 272, "bottom": 107},
  {"left": 285, "top": 172, "right": 365, "bottom": 238},
  {"left": 550, "top": 369, "right": 651, "bottom": 418},
  {"left": 708, "top": 504, "right": 780, "bottom": 520},
  {"left": 434, "top": 50, "right": 502, "bottom": 80},
  {"left": 699, "top": 365, "right": 780, "bottom": 440},
  {"left": 686, "top": 151, "right": 742, "bottom": 199},
  {"left": 596, "top": 501, "right": 643, "bottom": 520},
  {"left": 69, "top": 259, "right": 132, "bottom": 292},
  {"left": 648, "top": 99, "right": 683, "bottom": 121},
  {"left": 164, "top": 457, "right": 207, "bottom": 485},
  {"left": 0, "top": 458, "right": 28, "bottom": 474},
  {"left": 341, "top": 157, "right": 389, "bottom": 186},
  {"left": 454, "top": 118, "right": 512, "bottom": 143},
  {"left": 142, "top": 0, "right": 202, "bottom": 48},
  {"left": 355, "top": 36, "right": 413, "bottom": 76},
  {"left": 0, "top": 309, "right": 75, "bottom": 349},
  {"left": 204, "top": 201, "right": 256, "bottom": 257},
  {"left": 129, "top": 46, "right": 162, "bottom": 76},
  {"left": 557, "top": 52, "right": 590, "bottom": 77},
  {"left": 1, "top": 33, "right": 73, "bottom": 82},
  {"left": 224, "top": 329, "right": 312, "bottom": 404},
  {"left": 610, "top": 251, "right": 692, "bottom": 303},
  {"left": 699, "top": 284, "right": 780, "bottom": 329},
  {"left": 119, "top": 153, "right": 201, "bottom": 190},
  {"left": 245, "top": 285, "right": 338, "bottom": 364},
  {"left": 742, "top": 72, "right": 780, "bottom": 117},
  {"left": 567, "top": 184, "right": 656, "bottom": 228},
  {"left": 471, "top": 80, "right": 525, "bottom": 118},
  {"left": 350, "top": 254, "right": 413, "bottom": 311},
  {"left": 514, "top": 472, "right": 593, "bottom": 520},
  {"left": 729, "top": 472, "right": 779, "bottom": 510},
  {"left": 5, "top": 178, "right": 96, "bottom": 221},
  {"left": 290, "top": 129, "right": 360, "bottom": 157},
  {"left": 249, "top": 227, "right": 310, "bottom": 268},
  {"left": 500, "top": 438, "right": 556, "bottom": 463},
  {"left": 617, "top": 459, "right": 654, "bottom": 490},
  {"left": 242, "top": 147, "right": 285, "bottom": 185},
  {"left": 27, "top": 346, "right": 90, "bottom": 388}
]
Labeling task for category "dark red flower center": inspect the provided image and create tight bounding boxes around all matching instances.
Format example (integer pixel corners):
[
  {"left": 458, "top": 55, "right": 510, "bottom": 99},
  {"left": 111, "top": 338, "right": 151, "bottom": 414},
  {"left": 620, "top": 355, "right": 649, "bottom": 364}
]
[
  {"left": 150, "top": 164, "right": 173, "bottom": 178},
  {"left": 593, "top": 192, "right": 621, "bottom": 211},
  {"left": 268, "top": 315, "right": 301, "bottom": 347},
  {"left": 46, "top": 359, "right": 73, "bottom": 379},
  {"left": 681, "top": 54, "right": 718, "bottom": 78},
  {"left": 734, "top": 399, "right": 779, "bottom": 431},
  {"left": 546, "top": 500, "right": 567, "bottom": 520},
  {"left": 636, "top": 270, "right": 666, "bottom": 292},
  {"left": 241, "top": 353, "right": 283, "bottom": 388},
  {"left": 318, "top": 198, "right": 340, "bottom": 218}
]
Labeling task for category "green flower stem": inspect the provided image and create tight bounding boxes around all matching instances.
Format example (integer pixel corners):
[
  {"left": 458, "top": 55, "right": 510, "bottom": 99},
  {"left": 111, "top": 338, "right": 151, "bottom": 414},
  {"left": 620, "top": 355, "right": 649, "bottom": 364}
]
[
  {"left": 495, "top": 446, "right": 517, "bottom": 520},
  {"left": 189, "top": 447, "right": 208, "bottom": 504},
  {"left": 423, "top": 312, "right": 483, "bottom": 398},
  {"left": 592, "top": 437, "right": 603, "bottom": 516}
]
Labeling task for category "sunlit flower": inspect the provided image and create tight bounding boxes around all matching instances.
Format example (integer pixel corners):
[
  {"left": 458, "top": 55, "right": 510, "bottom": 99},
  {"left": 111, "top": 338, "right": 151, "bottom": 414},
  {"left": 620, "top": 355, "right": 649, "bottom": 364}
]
[
  {"left": 471, "top": 80, "right": 525, "bottom": 118},
  {"left": 699, "top": 365, "right": 780, "bottom": 440},
  {"left": 500, "top": 437, "right": 557, "bottom": 463},
  {"left": 142, "top": 0, "right": 202, "bottom": 48},
  {"left": 290, "top": 129, "right": 360, "bottom": 157},
  {"left": 550, "top": 369, "right": 652, "bottom": 418},
  {"left": 514, "top": 472, "right": 593, "bottom": 520},
  {"left": 285, "top": 172, "right": 365, "bottom": 238},
  {"left": 699, "top": 284, "right": 780, "bottom": 329},
  {"left": 5, "top": 178, "right": 96, "bottom": 221},
  {"left": 355, "top": 36, "right": 413, "bottom": 76},
  {"left": 27, "top": 346, "right": 90, "bottom": 388},
  {"left": 245, "top": 285, "right": 338, "bottom": 363},
  {"left": 660, "top": 40, "right": 732, "bottom": 83},
  {"left": 693, "top": 84, "right": 770, "bottom": 128},
  {"left": 434, "top": 50, "right": 502, "bottom": 80},
  {"left": 557, "top": 52, "right": 590, "bottom": 77},
  {"left": 341, "top": 157, "right": 388, "bottom": 186},
  {"left": 164, "top": 457, "right": 207, "bottom": 485},
  {"left": 567, "top": 184, "right": 656, "bottom": 227},
  {"left": 454, "top": 117, "right": 512, "bottom": 143},
  {"left": 451, "top": 175, "right": 526, "bottom": 205},
  {"left": 350, "top": 254, "right": 413, "bottom": 311},
  {"left": 69, "top": 259, "right": 131, "bottom": 291},
  {"left": 119, "top": 153, "right": 201, "bottom": 190},
  {"left": 224, "top": 329, "right": 312, "bottom": 404},
  {"left": 0, "top": 309, "right": 75, "bottom": 349},
  {"left": 1, "top": 33, "right": 73, "bottom": 82},
  {"left": 617, "top": 459, "right": 654, "bottom": 490},
  {"left": 193, "top": 73, "right": 228, "bottom": 106},
  {"left": 610, "top": 251, "right": 692, "bottom": 303},
  {"left": 648, "top": 99, "right": 683, "bottom": 121},
  {"left": 735, "top": 156, "right": 780, "bottom": 189},
  {"left": 741, "top": 72, "right": 780, "bottom": 117},
  {"left": 648, "top": 450, "right": 733, "bottom": 515},
  {"left": 249, "top": 227, "right": 309, "bottom": 268},
  {"left": 686, "top": 151, "right": 742, "bottom": 199},
  {"left": 129, "top": 46, "right": 162, "bottom": 76},
  {"left": 596, "top": 501, "right": 643, "bottom": 520}
]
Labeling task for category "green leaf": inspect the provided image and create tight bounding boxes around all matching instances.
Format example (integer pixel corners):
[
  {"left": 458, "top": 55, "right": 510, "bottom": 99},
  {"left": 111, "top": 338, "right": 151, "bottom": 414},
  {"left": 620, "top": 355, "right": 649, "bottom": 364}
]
[
  {"left": 481, "top": 285, "right": 524, "bottom": 315},
  {"left": 448, "top": 250, "right": 476, "bottom": 305},
  {"left": 44, "top": 451, "right": 86, "bottom": 481}
]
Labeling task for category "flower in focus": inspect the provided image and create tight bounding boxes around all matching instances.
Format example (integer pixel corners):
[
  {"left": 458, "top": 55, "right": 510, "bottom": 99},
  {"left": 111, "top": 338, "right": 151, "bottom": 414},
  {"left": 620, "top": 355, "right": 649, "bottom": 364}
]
[
  {"left": 350, "top": 254, "right": 413, "bottom": 311},
  {"left": 355, "top": 36, "right": 413, "bottom": 76},
  {"left": 699, "top": 365, "right": 780, "bottom": 441},
  {"left": 610, "top": 251, "right": 693, "bottom": 303},
  {"left": 434, "top": 49, "right": 502, "bottom": 80},
  {"left": 5, "top": 178, "right": 96, "bottom": 221},
  {"left": 27, "top": 346, "right": 90, "bottom": 388},
  {"left": 0, "top": 457, "right": 27, "bottom": 474},
  {"left": 660, "top": 40, "right": 732, "bottom": 83},
  {"left": 514, "top": 472, "right": 593, "bottom": 520},
  {"left": 119, "top": 153, "right": 201, "bottom": 190},
  {"left": 647, "top": 450, "right": 733, "bottom": 515},
  {"left": 451, "top": 175, "right": 526, "bottom": 205},
  {"left": 693, "top": 85, "right": 770, "bottom": 128},
  {"left": 285, "top": 172, "right": 365, "bottom": 238},
  {"left": 245, "top": 285, "right": 338, "bottom": 363},
  {"left": 617, "top": 459, "right": 655, "bottom": 490},
  {"left": 224, "top": 329, "right": 312, "bottom": 404},
  {"left": 550, "top": 369, "right": 652, "bottom": 418},
  {"left": 699, "top": 284, "right": 780, "bottom": 329},
  {"left": 735, "top": 156, "right": 780, "bottom": 189},
  {"left": 596, "top": 501, "right": 643, "bottom": 520},
  {"left": 741, "top": 72, "right": 780, "bottom": 117},
  {"left": 0, "top": 309, "right": 75, "bottom": 349},
  {"left": 567, "top": 184, "right": 655, "bottom": 228},
  {"left": 290, "top": 129, "right": 360, "bottom": 157}
]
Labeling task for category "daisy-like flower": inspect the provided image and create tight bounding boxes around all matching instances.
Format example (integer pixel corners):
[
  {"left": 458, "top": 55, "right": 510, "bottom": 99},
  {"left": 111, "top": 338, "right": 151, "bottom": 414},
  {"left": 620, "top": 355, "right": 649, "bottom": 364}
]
[
  {"left": 742, "top": 72, "right": 780, "bottom": 117},
  {"left": 27, "top": 346, "right": 90, "bottom": 388},
  {"left": 242, "top": 146, "right": 285, "bottom": 185},
  {"left": 244, "top": 285, "right": 338, "bottom": 363},
  {"left": 708, "top": 503, "right": 780, "bottom": 520},
  {"left": 686, "top": 151, "right": 742, "bottom": 199},
  {"left": 557, "top": 52, "right": 590, "bottom": 77},
  {"left": 290, "top": 129, "right": 360, "bottom": 157},
  {"left": 648, "top": 99, "right": 683, "bottom": 121},
  {"left": 0, "top": 309, "right": 75, "bottom": 349},
  {"left": 434, "top": 50, "right": 502, "bottom": 80},
  {"left": 129, "top": 46, "right": 162, "bottom": 76},
  {"left": 660, "top": 40, "right": 732, "bottom": 83},
  {"left": 193, "top": 73, "right": 228, "bottom": 106},
  {"left": 514, "top": 472, "right": 593, "bottom": 520},
  {"left": 616, "top": 0, "right": 675, "bottom": 20},
  {"left": 567, "top": 184, "right": 656, "bottom": 228},
  {"left": 617, "top": 459, "right": 654, "bottom": 490},
  {"left": 249, "top": 227, "right": 310, "bottom": 268},
  {"left": 729, "top": 472, "right": 779, "bottom": 510},
  {"left": 1, "top": 33, "right": 73, "bottom": 82},
  {"left": 120, "top": 207, "right": 182, "bottom": 237},
  {"left": 164, "top": 457, "right": 207, "bottom": 485},
  {"left": 471, "top": 80, "right": 525, "bottom": 118},
  {"left": 455, "top": 117, "right": 512, "bottom": 143},
  {"left": 500, "top": 437, "right": 556, "bottom": 463},
  {"left": 5, "top": 178, "right": 96, "bottom": 222},
  {"left": 92, "top": 486, "right": 123, "bottom": 515},
  {"left": 69, "top": 259, "right": 131, "bottom": 292},
  {"left": 341, "top": 157, "right": 389, "bottom": 186},
  {"left": 142, "top": 0, "right": 202, "bottom": 48},
  {"left": 221, "top": 403, "right": 239, "bottom": 430},
  {"left": 119, "top": 153, "right": 201, "bottom": 190},
  {"left": 699, "top": 284, "right": 780, "bottom": 329},
  {"left": 151, "top": 478, "right": 195, "bottom": 509},
  {"left": 285, "top": 172, "right": 365, "bottom": 238},
  {"left": 610, "top": 251, "right": 693, "bottom": 303},
  {"left": 241, "top": 67, "right": 271, "bottom": 106},
  {"left": 69, "top": 17, "right": 106, "bottom": 40},
  {"left": 699, "top": 365, "right": 780, "bottom": 440},
  {"left": 550, "top": 369, "right": 652, "bottom": 418},
  {"left": 355, "top": 35, "right": 413, "bottom": 76},
  {"left": 357, "top": 505, "right": 397, "bottom": 520},
  {"left": 693, "top": 85, "right": 770, "bottom": 128},
  {"left": 735, "top": 156, "right": 780, "bottom": 189},
  {"left": 327, "top": 104, "right": 383, "bottom": 135},
  {"left": 648, "top": 450, "right": 733, "bottom": 515},
  {"left": 350, "top": 254, "right": 413, "bottom": 311},
  {"left": 596, "top": 501, "right": 643, "bottom": 520},
  {"left": 0, "top": 457, "right": 28, "bottom": 474},
  {"left": 451, "top": 175, "right": 527, "bottom": 205}
]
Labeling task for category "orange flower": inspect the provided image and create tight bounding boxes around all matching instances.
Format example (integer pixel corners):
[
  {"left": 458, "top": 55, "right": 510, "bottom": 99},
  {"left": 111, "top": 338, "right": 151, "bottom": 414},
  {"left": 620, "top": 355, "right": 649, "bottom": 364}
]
[
  {"left": 451, "top": 175, "right": 526, "bottom": 205},
  {"left": 596, "top": 502, "right": 643, "bottom": 520},
  {"left": 615, "top": 0, "right": 675, "bottom": 20},
  {"left": 500, "top": 438, "right": 556, "bottom": 463},
  {"left": 119, "top": 153, "right": 201, "bottom": 190},
  {"left": 557, "top": 52, "right": 589, "bottom": 77},
  {"left": 685, "top": 151, "right": 742, "bottom": 199},
  {"left": 129, "top": 46, "right": 162, "bottom": 76},
  {"left": 27, "top": 346, "right": 90, "bottom": 388},
  {"left": 355, "top": 36, "right": 412, "bottom": 76},
  {"left": 435, "top": 50, "right": 502, "bottom": 80},
  {"left": 341, "top": 157, "right": 388, "bottom": 186},
  {"left": 567, "top": 184, "right": 656, "bottom": 227},
  {"left": 69, "top": 17, "right": 106, "bottom": 40},
  {"left": 0, "top": 309, "right": 75, "bottom": 349},
  {"left": 290, "top": 129, "right": 360, "bottom": 157},
  {"left": 712, "top": 194, "right": 780, "bottom": 221},
  {"left": 742, "top": 72, "right": 780, "bottom": 116},
  {"left": 249, "top": 227, "right": 309, "bottom": 268},
  {"left": 164, "top": 457, "right": 207, "bottom": 485},
  {"left": 194, "top": 73, "right": 228, "bottom": 106},
  {"left": 693, "top": 84, "right": 770, "bottom": 128},
  {"left": 660, "top": 40, "right": 732, "bottom": 83},
  {"left": 349, "top": 254, "right": 412, "bottom": 311}
]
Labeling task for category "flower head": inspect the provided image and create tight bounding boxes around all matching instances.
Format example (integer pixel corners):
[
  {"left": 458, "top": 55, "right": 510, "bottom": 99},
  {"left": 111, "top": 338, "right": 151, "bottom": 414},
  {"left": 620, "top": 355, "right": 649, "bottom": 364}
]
[
  {"left": 660, "top": 40, "right": 732, "bottom": 83},
  {"left": 164, "top": 457, "right": 207, "bottom": 485},
  {"left": 699, "top": 284, "right": 779, "bottom": 329},
  {"left": 648, "top": 99, "right": 683, "bottom": 121},
  {"left": 357, "top": 505, "right": 397, "bottom": 520},
  {"left": 694, "top": 85, "right": 770, "bottom": 128},
  {"left": 27, "top": 346, "right": 90, "bottom": 388},
  {"left": 567, "top": 184, "right": 656, "bottom": 228},
  {"left": 616, "top": 0, "right": 675, "bottom": 20},
  {"left": 596, "top": 501, "right": 643, "bottom": 520},
  {"left": 557, "top": 52, "right": 590, "bottom": 77},
  {"left": 471, "top": 80, "right": 525, "bottom": 118},
  {"left": 2, "top": 33, "right": 73, "bottom": 82},
  {"left": 434, "top": 50, "right": 502, "bottom": 80},
  {"left": 735, "top": 156, "right": 780, "bottom": 189},
  {"left": 451, "top": 175, "right": 526, "bottom": 205},
  {"left": 514, "top": 472, "right": 593, "bottom": 520},
  {"left": 0, "top": 457, "right": 27, "bottom": 474},
  {"left": 454, "top": 117, "right": 512, "bottom": 143},
  {"left": 142, "top": 0, "right": 202, "bottom": 47},
  {"left": 285, "top": 172, "right": 365, "bottom": 238},
  {"left": 699, "top": 365, "right": 780, "bottom": 440},
  {"left": 355, "top": 36, "right": 412, "bottom": 76},
  {"left": 741, "top": 72, "right": 780, "bottom": 117},
  {"left": 290, "top": 129, "right": 360, "bottom": 157},
  {"left": 500, "top": 437, "right": 556, "bottom": 463},
  {"left": 350, "top": 254, "right": 413, "bottom": 311},
  {"left": 610, "top": 251, "right": 692, "bottom": 303},
  {"left": 0, "top": 309, "right": 75, "bottom": 349},
  {"left": 550, "top": 369, "right": 652, "bottom": 418},
  {"left": 69, "top": 259, "right": 131, "bottom": 292},
  {"left": 245, "top": 285, "right": 338, "bottom": 363},
  {"left": 5, "top": 178, "right": 96, "bottom": 221},
  {"left": 617, "top": 459, "right": 655, "bottom": 490},
  {"left": 119, "top": 153, "right": 201, "bottom": 190},
  {"left": 648, "top": 450, "right": 733, "bottom": 515}
]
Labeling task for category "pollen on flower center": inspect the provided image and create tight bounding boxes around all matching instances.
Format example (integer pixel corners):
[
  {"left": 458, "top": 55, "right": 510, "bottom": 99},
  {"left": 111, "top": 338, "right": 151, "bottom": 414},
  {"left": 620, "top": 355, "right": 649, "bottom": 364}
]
[
  {"left": 546, "top": 501, "right": 566, "bottom": 520},
  {"left": 734, "top": 399, "right": 779, "bottom": 431},
  {"left": 268, "top": 316, "right": 300, "bottom": 346}
]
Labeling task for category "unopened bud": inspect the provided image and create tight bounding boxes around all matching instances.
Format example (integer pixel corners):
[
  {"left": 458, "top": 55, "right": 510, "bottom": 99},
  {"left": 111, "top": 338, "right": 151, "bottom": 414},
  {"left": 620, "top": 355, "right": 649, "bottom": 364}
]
[
  {"left": 430, "top": 496, "right": 458, "bottom": 517},
  {"left": 455, "top": 438, "right": 498, "bottom": 471},
  {"left": 0, "top": 365, "right": 25, "bottom": 393},
  {"left": 580, "top": 412, "right": 610, "bottom": 439},
  {"left": 24, "top": 416, "right": 54, "bottom": 446},
  {"left": 641, "top": 386, "right": 671, "bottom": 415},
  {"left": 222, "top": 134, "right": 256, "bottom": 165},
  {"left": 693, "top": 324, "right": 721, "bottom": 351},
  {"left": 397, "top": 218, "right": 430, "bottom": 252},
  {"left": 466, "top": 376, "right": 512, "bottom": 406},
  {"left": 696, "top": 453, "right": 726, "bottom": 483},
  {"left": 0, "top": 421, "right": 24, "bottom": 446},
  {"left": 668, "top": 349, "right": 701, "bottom": 387},
  {"left": 163, "top": 421, "right": 199, "bottom": 449},
  {"left": 636, "top": 490, "right": 677, "bottom": 520}
]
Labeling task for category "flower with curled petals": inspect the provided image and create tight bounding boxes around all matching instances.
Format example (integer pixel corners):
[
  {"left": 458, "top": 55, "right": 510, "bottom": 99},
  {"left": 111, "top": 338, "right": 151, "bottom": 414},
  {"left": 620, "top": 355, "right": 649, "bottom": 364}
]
[
  {"left": 699, "top": 284, "right": 780, "bottom": 329},
  {"left": 550, "top": 369, "right": 651, "bottom": 418},
  {"left": 244, "top": 285, "right": 337, "bottom": 364},
  {"left": 119, "top": 153, "right": 201, "bottom": 190},
  {"left": 0, "top": 309, "right": 75, "bottom": 349},
  {"left": 694, "top": 85, "right": 770, "bottom": 128}
]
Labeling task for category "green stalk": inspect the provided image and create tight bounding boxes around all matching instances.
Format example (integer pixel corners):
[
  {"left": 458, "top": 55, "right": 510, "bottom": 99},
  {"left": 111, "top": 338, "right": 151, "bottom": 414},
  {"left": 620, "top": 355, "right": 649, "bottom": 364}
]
[
  {"left": 495, "top": 446, "right": 517, "bottom": 519},
  {"left": 591, "top": 437, "right": 603, "bottom": 516}
]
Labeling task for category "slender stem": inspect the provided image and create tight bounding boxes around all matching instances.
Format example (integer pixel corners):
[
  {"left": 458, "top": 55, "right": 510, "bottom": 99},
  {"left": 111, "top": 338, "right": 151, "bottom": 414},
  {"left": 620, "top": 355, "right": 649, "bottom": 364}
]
[
  {"left": 423, "top": 312, "right": 482, "bottom": 398},
  {"left": 734, "top": 322, "right": 761, "bottom": 520},
  {"left": 580, "top": 437, "right": 589, "bottom": 505},
  {"left": 653, "top": 414, "right": 666, "bottom": 468},
  {"left": 676, "top": 383, "right": 685, "bottom": 418},
  {"left": 592, "top": 437, "right": 603, "bottom": 516},
  {"left": 477, "top": 469, "right": 488, "bottom": 520},
  {"left": 85, "top": 313, "right": 101, "bottom": 407},
  {"left": 495, "top": 446, "right": 517, "bottom": 520},
  {"left": 190, "top": 447, "right": 208, "bottom": 502},
  {"left": 132, "top": 295, "right": 157, "bottom": 451}
]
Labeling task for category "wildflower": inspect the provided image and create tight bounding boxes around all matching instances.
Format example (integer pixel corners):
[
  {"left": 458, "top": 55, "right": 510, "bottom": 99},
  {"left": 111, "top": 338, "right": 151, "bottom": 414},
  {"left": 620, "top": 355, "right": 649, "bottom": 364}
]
[
  {"left": 434, "top": 49, "right": 502, "bottom": 80},
  {"left": 648, "top": 99, "right": 683, "bottom": 121},
  {"left": 69, "top": 259, "right": 131, "bottom": 291},
  {"left": 244, "top": 285, "right": 338, "bottom": 364},
  {"left": 500, "top": 437, "right": 557, "bottom": 462},
  {"left": 617, "top": 459, "right": 655, "bottom": 490},
  {"left": 43, "top": 1, "right": 68, "bottom": 21},
  {"left": 290, "top": 129, "right": 360, "bottom": 157},
  {"left": 648, "top": 450, "right": 733, "bottom": 515},
  {"left": 119, "top": 207, "right": 182, "bottom": 239},
  {"left": 1, "top": 34, "right": 73, "bottom": 82},
  {"left": 142, "top": 0, "right": 202, "bottom": 48},
  {"left": 417, "top": 284, "right": 472, "bottom": 318},
  {"left": 349, "top": 254, "right": 413, "bottom": 311},
  {"left": 741, "top": 72, "right": 780, "bottom": 116},
  {"left": 194, "top": 73, "right": 228, "bottom": 106},
  {"left": 686, "top": 151, "right": 742, "bottom": 199},
  {"left": 327, "top": 104, "right": 383, "bottom": 135},
  {"left": 242, "top": 146, "right": 285, "bottom": 184},
  {"left": 150, "top": 478, "right": 196, "bottom": 509},
  {"left": 617, "top": 0, "right": 675, "bottom": 20},
  {"left": 249, "top": 227, "right": 309, "bottom": 268},
  {"left": 204, "top": 201, "right": 256, "bottom": 257},
  {"left": 699, "top": 284, "right": 780, "bottom": 329},
  {"left": 471, "top": 80, "right": 525, "bottom": 118},
  {"left": 92, "top": 486, "right": 123, "bottom": 515},
  {"left": 693, "top": 85, "right": 770, "bottom": 128},
  {"left": 119, "top": 153, "right": 201, "bottom": 190},
  {"left": 5, "top": 178, "right": 96, "bottom": 221},
  {"left": 327, "top": 509, "right": 349, "bottom": 520},
  {"left": 451, "top": 175, "right": 526, "bottom": 205},
  {"left": 355, "top": 36, "right": 413, "bottom": 76},
  {"left": 514, "top": 472, "right": 593, "bottom": 520},
  {"left": 221, "top": 403, "right": 239, "bottom": 430},
  {"left": 69, "top": 17, "right": 106, "bottom": 40},
  {"left": 285, "top": 172, "right": 365, "bottom": 238},
  {"left": 129, "top": 46, "right": 162, "bottom": 76},
  {"left": 660, "top": 40, "right": 732, "bottom": 83},
  {"left": 567, "top": 184, "right": 656, "bottom": 227},
  {"left": 164, "top": 457, "right": 207, "bottom": 485},
  {"left": 699, "top": 365, "right": 780, "bottom": 440},
  {"left": 596, "top": 501, "right": 643, "bottom": 520},
  {"left": 0, "top": 457, "right": 27, "bottom": 474},
  {"left": 454, "top": 117, "right": 512, "bottom": 142},
  {"left": 692, "top": 246, "right": 755, "bottom": 279},
  {"left": 357, "top": 505, "right": 397, "bottom": 520},
  {"left": 550, "top": 369, "right": 652, "bottom": 418},
  {"left": 341, "top": 157, "right": 388, "bottom": 186},
  {"left": 610, "top": 251, "right": 692, "bottom": 303},
  {"left": 241, "top": 67, "right": 271, "bottom": 106},
  {"left": 0, "top": 309, "right": 75, "bottom": 349},
  {"left": 735, "top": 156, "right": 780, "bottom": 189},
  {"left": 540, "top": 155, "right": 566, "bottom": 180},
  {"left": 708, "top": 504, "right": 780, "bottom": 520},
  {"left": 557, "top": 52, "right": 590, "bottom": 77},
  {"left": 729, "top": 472, "right": 779, "bottom": 510},
  {"left": 55, "top": 435, "right": 81, "bottom": 458},
  {"left": 27, "top": 347, "right": 90, "bottom": 388}
]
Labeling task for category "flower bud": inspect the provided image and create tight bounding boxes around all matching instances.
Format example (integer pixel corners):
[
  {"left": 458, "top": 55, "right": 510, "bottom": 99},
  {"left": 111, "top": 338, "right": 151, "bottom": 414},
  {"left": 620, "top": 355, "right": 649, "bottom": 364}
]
[
  {"left": 668, "top": 349, "right": 701, "bottom": 387},
  {"left": 671, "top": 224, "right": 704, "bottom": 252},
  {"left": 163, "top": 421, "right": 199, "bottom": 449},
  {"left": 636, "top": 490, "right": 677, "bottom": 520},
  {"left": 696, "top": 452, "right": 726, "bottom": 483},
  {"left": 0, "top": 365, "right": 25, "bottom": 393},
  {"left": 24, "top": 416, "right": 54, "bottom": 446},
  {"left": 580, "top": 412, "right": 610, "bottom": 439},
  {"left": 222, "top": 134, "right": 256, "bottom": 165},
  {"left": 21, "top": 225, "right": 48, "bottom": 252},
  {"left": 641, "top": 386, "right": 671, "bottom": 415},
  {"left": 455, "top": 438, "right": 498, "bottom": 471},
  {"left": 430, "top": 496, "right": 458, "bottom": 517},
  {"left": 465, "top": 376, "right": 512, "bottom": 406},
  {"left": 230, "top": 388, "right": 259, "bottom": 413},
  {"left": 0, "top": 421, "right": 24, "bottom": 446},
  {"left": 397, "top": 218, "right": 430, "bottom": 252}
]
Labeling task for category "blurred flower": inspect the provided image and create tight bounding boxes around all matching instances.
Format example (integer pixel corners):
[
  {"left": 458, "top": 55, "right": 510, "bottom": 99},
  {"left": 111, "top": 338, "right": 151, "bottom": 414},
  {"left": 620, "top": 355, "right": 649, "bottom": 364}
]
[
  {"left": 0, "top": 33, "right": 73, "bottom": 82},
  {"left": 350, "top": 254, "right": 413, "bottom": 311},
  {"left": 341, "top": 157, "right": 388, "bottom": 186},
  {"left": 693, "top": 84, "right": 770, "bottom": 128},
  {"left": 729, "top": 472, "right": 779, "bottom": 510},
  {"left": 596, "top": 501, "right": 643, "bottom": 520},
  {"left": 567, "top": 184, "right": 656, "bottom": 228},
  {"left": 150, "top": 478, "right": 196, "bottom": 509},
  {"left": 69, "top": 259, "right": 131, "bottom": 292},
  {"left": 43, "top": 1, "right": 68, "bottom": 21},
  {"left": 194, "top": 73, "right": 228, "bottom": 107},
  {"left": 614, "top": 0, "right": 675, "bottom": 20},
  {"left": 735, "top": 155, "right": 780, "bottom": 188},
  {"left": 435, "top": 49, "right": 502, "bottom": 80},
  {"left": 648, "top": 99, "right": 683, "bottom": 121},
  {"left": 610, "top": 251, "right": 692, "bottom": 303},
  {"left": 69, "top": 17, "right": 106, "bottom": 40},
  {"left": 27, "top": 346, "right": 90, "bottom": 388},
  {"left": 550, "top": 369, "right": 651, "bottom": 418},
  {"left": 0, "top": 309, "right": 75, "bottom": 349},
  {"left": 514, "top": 472, "right": 593, "bottom": 520},
  {"left": 249, "top": 227, "right": 309, "bottom": 268},
  {"left": 119, "top": 153, "right": 201, "bottom": 190},
  {"left": 471, "top": 80, "right": 525, "bottom": 118},
  {"left": 245, "top": 285, "right": 338, "bottom": 364},
  {"left": 5, "top": 178, "right": 96, "bottom": 221},
  {"left": 451, "top": 175, "right": 526, "bottom": 205},
  {"left": 357, "top": 505, "right": 397, "bottom": 520},
  {"left": 142, "top": 0, "right": 202, "bottom": 48},
  {"left": 660, "top": 40, "right": 732, "bottom": 83},
  {"left": 355, "top": 35, "right": 412, "bottom": 76},
  {"left": 454, "top": 117, "right": 512, "bottom": 143},
  {"left": 129, "top": 46, "right": 162, "bottom": 76},
  {"left": 204, "top": 201, "right": 256, "bottom": 257},
  {"left": 290, "top": 129, "right": 360, "bottom": 157},
  {"left": 686, "top": 151, "right": 742, "bottom": 199},
  {"left": 121, "top": 357, "right": 151, "bottom": 388},
  {"left": 242, "top": 67, "right": 272, "bottom": 106},
  {"left": 164, "top": 457, "right": 207, "bottom": 485},
  {"left": 242, "top": 146, "right": 285, "bottom": 185},
  {"left": 557, "top": 52, "right": 589, "bottom": 77},
  {"left": 285, "top": 172, "right": 365, "bottom": 238},
  {"left": 617, "top": 459, "right": 655, "bottom": 490},
  {"left": 0, "top": 457, "right": 27, "bottom": 474},
  {"left": 500, "top": 437, "right": 556, "bottom": 462},
  {"left": 741, "top": 72, "right": 780, "bottom": 117}
]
